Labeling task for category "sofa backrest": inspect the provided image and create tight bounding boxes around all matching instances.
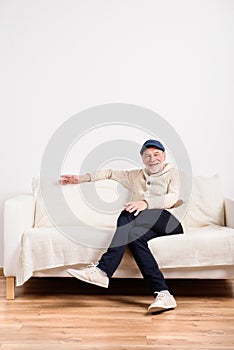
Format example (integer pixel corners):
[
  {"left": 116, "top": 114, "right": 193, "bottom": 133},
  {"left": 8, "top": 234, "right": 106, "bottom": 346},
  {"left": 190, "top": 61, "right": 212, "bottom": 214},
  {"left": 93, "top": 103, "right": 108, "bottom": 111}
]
[
  {"left": 32, "top": 174, "right": 224, "bottom": 229},
  {"left": 182, "top": 174, "right": 224, "bottom": 228},
  {"left": 33, "top": 178, "right": 130, "bottom": 228}
]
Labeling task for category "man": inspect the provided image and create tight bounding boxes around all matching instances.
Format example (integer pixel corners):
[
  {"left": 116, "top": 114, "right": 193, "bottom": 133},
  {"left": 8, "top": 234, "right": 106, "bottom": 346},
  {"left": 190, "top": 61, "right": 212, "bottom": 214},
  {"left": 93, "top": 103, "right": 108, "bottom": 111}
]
[{"left": 59, "top": 139, "right": 183, "bottom": 313}]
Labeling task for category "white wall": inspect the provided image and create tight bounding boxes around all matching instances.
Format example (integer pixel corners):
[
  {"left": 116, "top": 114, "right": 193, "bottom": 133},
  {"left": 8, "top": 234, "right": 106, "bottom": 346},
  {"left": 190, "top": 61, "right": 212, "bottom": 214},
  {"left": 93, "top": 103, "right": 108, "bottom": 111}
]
[{"left": 0, "top": 0, "right": 234, "bottom": 267}]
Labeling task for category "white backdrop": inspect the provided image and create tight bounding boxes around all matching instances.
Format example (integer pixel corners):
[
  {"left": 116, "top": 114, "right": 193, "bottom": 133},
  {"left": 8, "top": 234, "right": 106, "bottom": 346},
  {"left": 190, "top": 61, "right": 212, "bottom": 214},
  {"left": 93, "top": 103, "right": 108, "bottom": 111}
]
[{"left": 0, "top": 0, "right": 234, "bottom": 267}]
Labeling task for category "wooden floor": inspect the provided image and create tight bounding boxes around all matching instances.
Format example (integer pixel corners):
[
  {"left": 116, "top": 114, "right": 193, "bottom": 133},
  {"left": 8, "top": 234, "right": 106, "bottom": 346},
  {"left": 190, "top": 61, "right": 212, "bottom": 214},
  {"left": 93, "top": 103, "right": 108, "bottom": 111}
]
[{"left": 0, "top": 277, "right": 234, "bottom": 350}]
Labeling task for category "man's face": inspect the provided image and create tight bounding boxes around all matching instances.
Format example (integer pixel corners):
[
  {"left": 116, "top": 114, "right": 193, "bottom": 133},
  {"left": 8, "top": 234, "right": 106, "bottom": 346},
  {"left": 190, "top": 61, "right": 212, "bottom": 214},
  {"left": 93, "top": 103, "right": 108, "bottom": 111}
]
[{"left": 142, "top": 147, "right": 166, "bottom": 174}]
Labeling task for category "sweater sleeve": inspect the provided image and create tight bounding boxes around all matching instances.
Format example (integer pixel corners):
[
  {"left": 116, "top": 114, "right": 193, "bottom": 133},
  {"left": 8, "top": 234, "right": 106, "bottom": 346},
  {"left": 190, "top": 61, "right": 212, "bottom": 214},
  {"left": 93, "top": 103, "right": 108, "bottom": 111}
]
[
  {"left": 143, "top": 168, "right": 180, "bottom": 209},
  {"left": 88, "top": 169, "right": 133, "bottom": 189}
]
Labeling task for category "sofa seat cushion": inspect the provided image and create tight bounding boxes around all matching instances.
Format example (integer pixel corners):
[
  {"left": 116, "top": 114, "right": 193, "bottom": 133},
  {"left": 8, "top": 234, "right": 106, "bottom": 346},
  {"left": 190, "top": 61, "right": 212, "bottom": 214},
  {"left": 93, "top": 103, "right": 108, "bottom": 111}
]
[
  {"left": 149, "top": 225, "right": 234, "bottom": 269},
  {"left": 16, "top": 226, "right": 115, "bottom": 286},
  {"left": 16, "top": 225, "right": 234, "bottom": 286}
]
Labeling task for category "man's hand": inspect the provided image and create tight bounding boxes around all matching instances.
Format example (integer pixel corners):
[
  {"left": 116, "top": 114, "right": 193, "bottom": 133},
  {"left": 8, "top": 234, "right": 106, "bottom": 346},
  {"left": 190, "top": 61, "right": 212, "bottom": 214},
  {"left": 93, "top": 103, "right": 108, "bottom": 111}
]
[
  {"left": 59, "top": 174, "right": 79, "bottom": 185},
  {"left": 124, "top": 200, "right": 148, "bottom": 216}
]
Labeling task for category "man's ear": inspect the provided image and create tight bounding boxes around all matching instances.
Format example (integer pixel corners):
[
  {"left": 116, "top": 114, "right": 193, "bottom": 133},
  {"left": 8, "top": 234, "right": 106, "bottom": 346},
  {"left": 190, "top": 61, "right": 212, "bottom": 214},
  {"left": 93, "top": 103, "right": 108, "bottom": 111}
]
[{"left": 163, "top": 152, "right": 166, "bottom": 161}]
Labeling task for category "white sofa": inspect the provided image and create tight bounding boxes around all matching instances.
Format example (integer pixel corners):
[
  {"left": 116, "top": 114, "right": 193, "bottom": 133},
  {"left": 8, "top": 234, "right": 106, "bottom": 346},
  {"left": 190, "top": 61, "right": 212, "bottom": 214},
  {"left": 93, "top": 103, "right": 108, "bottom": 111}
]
[{"left": 3, "top": 174, "right": 234, "bottom": 299}]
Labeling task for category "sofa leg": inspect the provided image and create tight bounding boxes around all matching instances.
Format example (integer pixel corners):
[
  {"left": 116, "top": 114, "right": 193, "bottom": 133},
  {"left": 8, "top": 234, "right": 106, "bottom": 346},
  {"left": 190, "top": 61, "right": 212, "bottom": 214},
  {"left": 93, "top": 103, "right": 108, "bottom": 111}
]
[{"left": 6, "top": 276, "right": 15, "bottom": 300}]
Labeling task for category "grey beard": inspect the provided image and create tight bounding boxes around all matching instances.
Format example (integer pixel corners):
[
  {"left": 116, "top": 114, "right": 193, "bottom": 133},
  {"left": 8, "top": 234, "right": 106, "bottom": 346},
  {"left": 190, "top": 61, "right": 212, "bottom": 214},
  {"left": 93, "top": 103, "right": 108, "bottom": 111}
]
[{"left": 146, "top": 163, "right": 163, "bottom": 175}]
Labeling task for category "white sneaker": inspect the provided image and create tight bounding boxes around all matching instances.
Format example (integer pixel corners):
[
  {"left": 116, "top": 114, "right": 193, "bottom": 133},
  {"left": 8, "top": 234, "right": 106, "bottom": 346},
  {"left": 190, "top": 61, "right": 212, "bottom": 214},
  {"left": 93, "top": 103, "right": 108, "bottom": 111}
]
[
  {"left": 148, "top": 290, "right": 177, "bottom": 313},
  {"left": 67, "top": 264, "right": 109, "bottom": 288}
]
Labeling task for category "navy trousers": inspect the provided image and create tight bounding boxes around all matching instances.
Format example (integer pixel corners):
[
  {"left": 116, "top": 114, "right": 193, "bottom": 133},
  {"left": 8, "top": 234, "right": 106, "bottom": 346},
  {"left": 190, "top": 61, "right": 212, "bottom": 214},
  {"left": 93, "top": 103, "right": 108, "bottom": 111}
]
[{"left": 98, "top": 209, "right": 183, "bottom": 294}]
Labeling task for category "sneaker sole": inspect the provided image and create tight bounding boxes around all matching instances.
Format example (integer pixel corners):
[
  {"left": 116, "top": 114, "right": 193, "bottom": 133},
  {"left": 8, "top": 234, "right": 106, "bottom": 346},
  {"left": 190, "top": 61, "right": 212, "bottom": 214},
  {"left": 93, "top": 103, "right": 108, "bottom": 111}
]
[
  {"left": 67, "top": 269, "right": 109, "bottom": 288},
  {"left": 148, "top": 304, "right": 177, "bottom": 313}
]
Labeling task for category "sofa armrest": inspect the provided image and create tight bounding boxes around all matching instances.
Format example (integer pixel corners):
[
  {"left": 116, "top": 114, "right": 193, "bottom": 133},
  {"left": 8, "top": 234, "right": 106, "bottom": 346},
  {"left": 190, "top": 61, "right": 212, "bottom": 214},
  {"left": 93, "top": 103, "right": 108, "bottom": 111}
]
[
  {"left": 3, "top": 194, "right": 34, "bottom": 277},
  {"left": 224, "top": 198, "right": 234, "bottom": 229}
]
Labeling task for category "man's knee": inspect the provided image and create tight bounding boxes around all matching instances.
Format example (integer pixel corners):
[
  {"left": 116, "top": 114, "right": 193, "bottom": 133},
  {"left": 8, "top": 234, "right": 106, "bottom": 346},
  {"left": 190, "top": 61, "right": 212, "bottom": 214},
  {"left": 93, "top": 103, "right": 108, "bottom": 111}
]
[{"left": 117, "top": 210, "right": 135, "bottom": 227}]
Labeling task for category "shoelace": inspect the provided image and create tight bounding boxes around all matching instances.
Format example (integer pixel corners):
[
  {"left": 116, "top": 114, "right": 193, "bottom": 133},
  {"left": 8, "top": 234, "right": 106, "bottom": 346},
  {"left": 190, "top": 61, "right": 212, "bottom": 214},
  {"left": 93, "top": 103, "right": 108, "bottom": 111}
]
[
  {"left": 155, "top": 291, "right": 170, "bottom": 301},
  {"left": 86, "top": 262, "right": 98, "bottom": 274}
]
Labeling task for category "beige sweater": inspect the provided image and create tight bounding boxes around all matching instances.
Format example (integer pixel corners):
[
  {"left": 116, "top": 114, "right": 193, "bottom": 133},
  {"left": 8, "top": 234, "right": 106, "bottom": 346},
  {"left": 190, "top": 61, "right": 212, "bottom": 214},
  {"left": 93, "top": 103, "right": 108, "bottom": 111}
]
[{"left": 84, "top": 163, "right": 180, "bottom": 210}]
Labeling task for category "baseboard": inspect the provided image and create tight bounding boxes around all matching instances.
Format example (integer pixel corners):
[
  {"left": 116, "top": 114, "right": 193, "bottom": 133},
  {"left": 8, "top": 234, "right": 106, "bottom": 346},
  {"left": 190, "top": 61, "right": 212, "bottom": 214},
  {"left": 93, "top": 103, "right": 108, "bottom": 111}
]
[{"left": 0, "top": 268, "right": 4, "bottom": 277}]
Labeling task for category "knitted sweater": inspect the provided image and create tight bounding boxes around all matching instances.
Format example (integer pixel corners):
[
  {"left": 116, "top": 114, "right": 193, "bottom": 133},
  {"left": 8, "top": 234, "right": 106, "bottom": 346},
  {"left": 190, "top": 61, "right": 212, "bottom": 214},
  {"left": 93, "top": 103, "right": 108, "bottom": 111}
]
[{"left": 86, "top": 163, "right": 181, "bottom": 210}]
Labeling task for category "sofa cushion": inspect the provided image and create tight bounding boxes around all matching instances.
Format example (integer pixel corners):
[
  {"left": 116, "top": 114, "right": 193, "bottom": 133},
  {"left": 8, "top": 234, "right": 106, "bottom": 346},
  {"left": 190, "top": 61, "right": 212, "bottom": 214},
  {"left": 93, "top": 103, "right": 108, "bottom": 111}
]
[
  {"left": 32, "top": 178, "right": 129, "bottom": 228},
  {"left": 183, "top": 174, "right": 224, "bottom": 228},
  {"left": 16, "top": 224, "right": 234, "bottom": 286},
  {"left": 33, "top": 174, "right": 224, "bottom": 229},
  {"left": 16, "top": 226, "right": 114, "bottom": 286},
  {"left": 32, "top": 178, "right": 53, "bottom": 227},
  {"left": 148, "top": 225, "right": 234, "bottom": 268}
]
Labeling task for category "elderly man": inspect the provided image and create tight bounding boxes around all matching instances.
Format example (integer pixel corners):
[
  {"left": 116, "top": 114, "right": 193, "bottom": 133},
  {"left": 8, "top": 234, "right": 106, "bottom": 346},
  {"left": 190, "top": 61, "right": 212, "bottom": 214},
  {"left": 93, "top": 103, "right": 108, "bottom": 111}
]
[{"left": 59, "top": 139, "right": 183, "bottom": 313}]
